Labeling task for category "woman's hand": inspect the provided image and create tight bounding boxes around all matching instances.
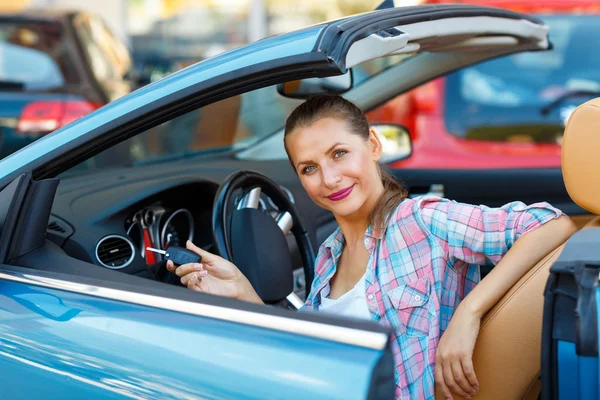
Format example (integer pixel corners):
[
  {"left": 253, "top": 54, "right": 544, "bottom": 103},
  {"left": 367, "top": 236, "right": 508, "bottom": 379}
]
[
  {"left": 166, "top": 240, "right": 263, "bottom": 305},
  {"left": 435, "top": 303, "right": 481, "bottom": 399}
]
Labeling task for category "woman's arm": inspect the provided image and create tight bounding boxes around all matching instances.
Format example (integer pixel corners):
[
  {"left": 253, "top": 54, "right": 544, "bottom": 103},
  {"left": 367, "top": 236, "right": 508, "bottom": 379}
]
[
  {"left": 435, "top": 215, "right": 576, "bottom": 399},
  {"left": 462, "top": 215, "right": 575, "bottom": 317}
]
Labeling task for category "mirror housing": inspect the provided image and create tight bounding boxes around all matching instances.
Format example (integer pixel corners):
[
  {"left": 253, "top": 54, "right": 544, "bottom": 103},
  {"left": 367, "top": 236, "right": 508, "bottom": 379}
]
[
  {"left": 277, "top": 73, "right": 352, "bottom": 99},
  {"left": 372, "top": 123, "right": 413, "bottom": 163}
]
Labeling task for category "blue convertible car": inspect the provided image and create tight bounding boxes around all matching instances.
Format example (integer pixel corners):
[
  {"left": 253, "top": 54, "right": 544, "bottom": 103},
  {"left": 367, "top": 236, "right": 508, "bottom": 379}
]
[{"left": 0, "top": 3, "right": 596, "bottom": 399}]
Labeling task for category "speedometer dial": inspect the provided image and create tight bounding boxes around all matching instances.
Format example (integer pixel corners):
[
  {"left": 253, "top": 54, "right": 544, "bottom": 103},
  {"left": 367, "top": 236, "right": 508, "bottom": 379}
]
[{"left": 160, "top": 209, "right": 194, "bottom": 249}]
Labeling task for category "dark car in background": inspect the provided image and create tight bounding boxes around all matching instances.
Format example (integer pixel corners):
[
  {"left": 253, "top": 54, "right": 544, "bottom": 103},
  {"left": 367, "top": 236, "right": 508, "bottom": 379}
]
[{"left": 0, "top": 9, "right": 139, "bottom": 159}]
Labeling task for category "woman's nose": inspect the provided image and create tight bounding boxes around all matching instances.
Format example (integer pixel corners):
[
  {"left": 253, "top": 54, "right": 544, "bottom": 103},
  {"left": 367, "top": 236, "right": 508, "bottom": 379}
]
[{"left": 321, "top": 166, "right": 341, "bottom": 188}]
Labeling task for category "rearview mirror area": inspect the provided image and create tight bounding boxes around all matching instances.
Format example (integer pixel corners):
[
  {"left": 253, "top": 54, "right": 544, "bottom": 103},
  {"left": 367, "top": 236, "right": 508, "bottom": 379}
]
[
  {"left": 277, "top": 73, "right": 352, "bottom": 99},
  {"left": 372, "top": 123, "right": 412, "bottom": 163}
]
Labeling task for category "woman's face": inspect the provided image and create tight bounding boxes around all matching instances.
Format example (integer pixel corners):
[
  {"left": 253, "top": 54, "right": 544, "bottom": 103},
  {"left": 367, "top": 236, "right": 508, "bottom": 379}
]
[{"left": 286, "top": 117, "right": 383, "bottom": 219}]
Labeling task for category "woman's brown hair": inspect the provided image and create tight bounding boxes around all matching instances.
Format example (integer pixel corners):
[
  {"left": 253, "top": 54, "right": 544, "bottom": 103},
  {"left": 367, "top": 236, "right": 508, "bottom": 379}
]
[{"left": 284, "top": 94, "right": 408, "bottom": 230}]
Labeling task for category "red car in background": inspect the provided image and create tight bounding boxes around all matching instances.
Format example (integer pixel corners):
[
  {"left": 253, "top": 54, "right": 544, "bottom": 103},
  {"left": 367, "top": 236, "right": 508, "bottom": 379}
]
[{"left": 367, "top": 0, "right": 600, "bottom": 169}]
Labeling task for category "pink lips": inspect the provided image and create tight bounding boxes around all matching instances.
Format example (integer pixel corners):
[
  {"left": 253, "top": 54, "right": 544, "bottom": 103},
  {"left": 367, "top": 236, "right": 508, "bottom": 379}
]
[{"left": 327, "top": 185, "right": 355, "bottom": 201}]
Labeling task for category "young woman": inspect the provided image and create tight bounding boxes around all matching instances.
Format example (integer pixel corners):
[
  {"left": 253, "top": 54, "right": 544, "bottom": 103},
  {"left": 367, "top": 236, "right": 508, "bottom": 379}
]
[{"left": 167, "top": 95, "right": 576, "bottom": 400}]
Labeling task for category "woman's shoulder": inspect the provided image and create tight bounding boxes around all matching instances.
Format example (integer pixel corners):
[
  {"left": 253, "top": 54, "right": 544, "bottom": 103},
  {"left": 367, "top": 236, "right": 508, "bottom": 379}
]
[{"left": 386, "top": 195, "right": 452, "bottom": 227}]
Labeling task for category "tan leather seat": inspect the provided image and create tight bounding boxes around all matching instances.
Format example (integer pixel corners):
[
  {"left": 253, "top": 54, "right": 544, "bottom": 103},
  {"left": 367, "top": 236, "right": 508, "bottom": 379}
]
[{"left": 435, "top": 98, "right": 600, "bottom": 400}]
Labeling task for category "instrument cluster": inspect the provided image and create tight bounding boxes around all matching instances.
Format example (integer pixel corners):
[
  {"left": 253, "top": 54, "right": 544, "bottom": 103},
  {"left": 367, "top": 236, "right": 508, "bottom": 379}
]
[{"left": 125, "top": 205, "right": 195, "bottom": 265}]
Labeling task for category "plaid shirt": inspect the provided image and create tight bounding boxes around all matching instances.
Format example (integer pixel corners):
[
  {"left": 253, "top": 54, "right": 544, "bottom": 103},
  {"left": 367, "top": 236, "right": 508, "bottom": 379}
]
[{"left": 303, "top": 196, "right": 563, "bottom": 400}]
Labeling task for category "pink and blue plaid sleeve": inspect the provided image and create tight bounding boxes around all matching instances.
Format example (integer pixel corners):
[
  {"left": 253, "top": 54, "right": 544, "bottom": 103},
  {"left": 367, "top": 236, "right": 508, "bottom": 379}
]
[{"left": 418, "top": 197, "right": 564, "bottom": 265}]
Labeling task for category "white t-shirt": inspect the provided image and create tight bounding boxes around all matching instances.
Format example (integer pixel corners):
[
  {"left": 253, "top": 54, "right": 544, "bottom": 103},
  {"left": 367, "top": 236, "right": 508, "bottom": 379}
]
[{"left": 319, "top": 273, "right": 372, "bottom": 320}]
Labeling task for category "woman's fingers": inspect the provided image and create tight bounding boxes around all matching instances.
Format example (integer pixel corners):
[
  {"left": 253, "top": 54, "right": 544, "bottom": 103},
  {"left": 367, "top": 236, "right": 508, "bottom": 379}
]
[
  {"left": 442, "top": 360, "right": 471, "bottom": 399},
  {"left": 186, "top": 240, "right": 220, "bottom": 264},
  {"left": 180, "top": 269, "right": 207, "bottom": 286},
  {"left": 187, "top": 273, "right": 203, "bottom": 292},
  {"left": 166, "top": 260, "right": 175, "bottom": 273},
  {"left": 461, "top": 357, "right": 479, "bottom": 391},
  {"left": 435, "top": 364, "right": 454, "bottom": 400},
  {"left": 174, "top": 262, "right": 204, "bottom": 277},
  {"left": 451, "top": 360, "right": 476, "bottom": 397}
]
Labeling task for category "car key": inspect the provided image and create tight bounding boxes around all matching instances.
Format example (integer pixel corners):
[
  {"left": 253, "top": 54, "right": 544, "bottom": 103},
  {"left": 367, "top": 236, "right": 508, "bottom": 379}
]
[{"left": 146, "top": 247, "right": 202, "bottom": 266}]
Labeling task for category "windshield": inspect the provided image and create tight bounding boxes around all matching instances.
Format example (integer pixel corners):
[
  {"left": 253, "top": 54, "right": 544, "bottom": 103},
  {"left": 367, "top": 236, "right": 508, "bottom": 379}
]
[
  {"left": 0, "top": 21, "right": 78, "bottom": 90},
  {"left": 444, "top": 14, "right": 600, "bottom": 143},
  {"left": 64, "top": 53, "right": 419, "bottom": 176},
  {"left": 66, "top": 86, "right": 303, "bottom": 175}
]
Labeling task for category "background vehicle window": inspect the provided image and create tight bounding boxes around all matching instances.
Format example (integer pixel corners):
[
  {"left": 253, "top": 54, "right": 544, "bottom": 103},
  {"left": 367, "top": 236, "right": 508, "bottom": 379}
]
[
  {"left": 95, "top": 17, "right": 133, "bottom": 80},
  {"left": 75, "top": 15, "right": 123, "bottom": 82},
  {"left": 444, "top": 15, "right": 600, "bottom": 144},
  {"left": 0, "top": 21, "right": 78, "bottom": 89},
  {"left": 73, "top": 14, "right": 134, "bottom": 100},
  {"left": 74, "top": 15, "right": 117, "bottom": 82}
]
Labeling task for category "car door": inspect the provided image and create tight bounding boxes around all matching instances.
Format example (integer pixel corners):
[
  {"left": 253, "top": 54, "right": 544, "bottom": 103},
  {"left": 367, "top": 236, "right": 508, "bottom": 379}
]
[{"left": 0, "top": 173, "right": 394, "bottom": 399}]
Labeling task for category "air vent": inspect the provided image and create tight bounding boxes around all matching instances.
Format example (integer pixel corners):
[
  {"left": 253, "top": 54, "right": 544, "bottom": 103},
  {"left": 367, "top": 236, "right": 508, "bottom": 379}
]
[
  {"left": 47, "top": 221, "right": 67, "bottom": 234},
  {"left": 95, "top": 235, "right": 135, "bottom": 269}
]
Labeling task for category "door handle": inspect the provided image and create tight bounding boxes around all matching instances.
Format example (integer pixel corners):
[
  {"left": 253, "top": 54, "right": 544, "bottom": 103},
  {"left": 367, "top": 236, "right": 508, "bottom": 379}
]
[{"left": 408, "top": 184, "right": 445, "bottom": 199}]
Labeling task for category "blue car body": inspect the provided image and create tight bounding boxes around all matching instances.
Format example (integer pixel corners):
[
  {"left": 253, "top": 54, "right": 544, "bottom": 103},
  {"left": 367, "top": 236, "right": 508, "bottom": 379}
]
[
  {"left": 0, "top": 276, "right": 389, "bottom": 399},
  {"left": 0, "top": 5, "right": 556, "bottom": 399}
]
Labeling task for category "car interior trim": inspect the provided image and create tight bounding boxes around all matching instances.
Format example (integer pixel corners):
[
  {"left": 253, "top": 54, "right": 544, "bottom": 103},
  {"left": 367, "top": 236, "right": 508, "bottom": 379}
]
[
  {"left": 94, "top": 234, "right": 136, "bottom": 270},
  {"left": 159, "top": 208, "right": 195, "bottom": 249},
  {"left": 345, "top": 30, "right": 409, "bottom": 69},
  {"left": 345, "top": 16, "right": 547, "bottom": 69},
  {"left": 396, "top": 16, "right": 547, "bottom": 47},
  {"left": 0, "top": 269, "right": 389, "bottom": 350}
]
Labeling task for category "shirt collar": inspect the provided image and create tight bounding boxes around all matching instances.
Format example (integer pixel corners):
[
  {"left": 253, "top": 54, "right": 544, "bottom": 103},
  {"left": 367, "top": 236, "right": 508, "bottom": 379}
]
[
  {"left": 324, "top": 223, "right": 384, "bottom": 255},
  {"left": 323, "top": 226, "right": 344, "bottom": 256},
  {"left": 365, "top": 223, "right": 384, "bottom": 240}
]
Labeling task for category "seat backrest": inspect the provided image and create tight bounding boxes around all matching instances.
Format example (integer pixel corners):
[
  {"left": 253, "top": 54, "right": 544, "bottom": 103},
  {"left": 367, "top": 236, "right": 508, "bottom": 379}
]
[
  {"left": 435, "top": 97, "right": 600, "bottom": 400},
  {"left": 561, "top": 98, "right": 600, "bottom": 216}
]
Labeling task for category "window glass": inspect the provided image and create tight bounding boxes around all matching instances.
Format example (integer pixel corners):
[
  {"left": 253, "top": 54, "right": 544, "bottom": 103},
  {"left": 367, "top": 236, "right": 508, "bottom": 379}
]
[
  {"left": 74, "top": 15, "right": 132, "bottom": 82},
  {"left": 0, "top": 21, "right": 78, "bottom": 89},
  {"left": 74, "top": 15, "right": 117, "bottom": 82},
  {"left": 444, "top": 15, "right": 600, "bottom": 144},
  {"left": 63, "top": 85, "right": 301, "bottom": 175}
]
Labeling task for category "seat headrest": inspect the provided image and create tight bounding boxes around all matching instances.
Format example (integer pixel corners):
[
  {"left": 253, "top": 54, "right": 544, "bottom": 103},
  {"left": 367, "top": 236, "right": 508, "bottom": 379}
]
[{"left": 562, "top": 98, "right": 600, "bottom": 215}]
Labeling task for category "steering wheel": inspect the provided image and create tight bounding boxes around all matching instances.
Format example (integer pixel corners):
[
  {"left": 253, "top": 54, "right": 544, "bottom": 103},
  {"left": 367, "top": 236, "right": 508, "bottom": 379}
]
[{"left": 212, "top": 171, "right": 316, "bottom": 307}]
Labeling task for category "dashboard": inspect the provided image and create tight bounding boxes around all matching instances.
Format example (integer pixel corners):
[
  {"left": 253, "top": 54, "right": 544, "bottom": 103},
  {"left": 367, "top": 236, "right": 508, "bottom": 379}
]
[
  {"left": 43, "top": 158, "right": 334, "bottom": 291},
  {"left": 47, "top": 181, "right": 218, "bottom": 275}
]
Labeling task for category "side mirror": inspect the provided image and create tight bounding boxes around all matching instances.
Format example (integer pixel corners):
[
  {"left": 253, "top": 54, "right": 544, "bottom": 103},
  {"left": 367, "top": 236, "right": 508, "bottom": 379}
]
[
  {"left": 277, "top": 73, "right": 352, "bottom": 99},
  {"left": 372, "top": 123, "right": 412, "bottom": 163}
]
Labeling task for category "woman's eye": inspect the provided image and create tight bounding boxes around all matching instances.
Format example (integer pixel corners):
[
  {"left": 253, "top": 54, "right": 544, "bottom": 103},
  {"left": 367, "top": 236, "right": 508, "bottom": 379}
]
[
  {"left": 302, "top": 165, "right": 316, "bottom": 174},
  {"left": 333, "top": 150, "right": 347, "bottom": 158}
]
